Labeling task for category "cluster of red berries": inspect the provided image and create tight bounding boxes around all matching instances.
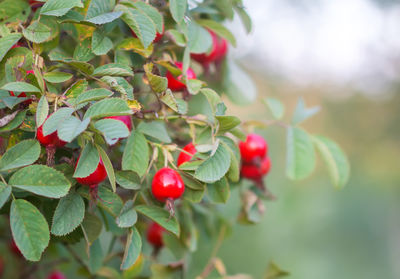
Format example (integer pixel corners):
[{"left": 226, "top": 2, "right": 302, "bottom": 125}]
[{"left": 239, "top": 134, "right": 271, "bottom": 181}]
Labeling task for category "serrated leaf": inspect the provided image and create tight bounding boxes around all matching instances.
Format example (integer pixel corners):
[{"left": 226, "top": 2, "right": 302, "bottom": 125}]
[
  {"left": 207, "top": 177, "right": 230, "bottom": 203},
  {"left": 216, "top": 116, "right": 241, "bottom": 134},
  {"left": 36, "top": 96, "right": 49, "bottom": 127},
  {"left": 75, "top": 88, "right": 113, "bottom": 105},
  {"left": 286, "top": 127, "right": 316, "bottom": 180},
  {"left": 187, "top": 21, "right": 212, "bottom": 53},
  {"left": 160, "top": 90, "right": 178, "bottom": 112},
  {"left": 9, "top": 165, "right": 71, "bottom": 198},
  {"left": 219, "top": 136, "right": 240, "bottom": 182},
  {"left": 66, "top": 79, "right": 88, "bottom": 98},
  {"left": 130, "top": 1, "right": 163, "bottom": 32},
  {"left": 73, "top": 38, "right": 95, "bottom": 62},
  {"left": 122, "top": 131, "right": 149, "bottom": 177},
  {"left": 115, "top": 171, "right": 141, "bottom": 190},
  {"left": 51, "top": 192, "right": 85, "bottom": 236},
  {"left": 121, "top": 227, "right": 142, "bottom": 270},
  {"left": 100, "top": 76, "right": 134, "bottom": 100},
  {"left": 197, "top": 19, "right": 236, "bottom": 47},
  {"left": 0, "top": 183, "right": 11, "bottom": 209},
  {"left": 137, "top": 121, "right": 171, "bottom": 143},
  {"left": 81, "top": 212, "right": 102, "bottom": 245},
  {"left": 95, "top": 119, "right": 130, "bottom": 144},
  {"left": 92, "top": 29, "right": 113, "bottom": 55},
  {"left": 43, "top": 108, "right": 74, "bottom": 136},
  {"left": 93, "top": 63, "right": 133, "bottom": 77},
  {"left": 22, "top": 21, "right": 55, "bottom": 44},
  {"left": 0, "top": 110, "right": 27, "bottom": 133},
  {"left": 144, "top": 63, "right": 167, "bottom": 93},
  {"left": 10, "top": 199, "right": 50, "bottom": 261},
  {"left": 263, "top": 98, "right": 285, "bottom": 120},
  {"left": 0, "top": 139, "right": 40, "bottom": 171},
  {"left": 96, "top": 145, "right": 116, "bottom": 192},
  {"left": 1, "top": 82, "right": 40, "bottom": 92},
  {"left": 40, "top": 0, "right": 83, "bottom": 17},
  {"left": 313, "top": 135, "right": 350, "bottom": 189},
  {"left": 0, "top": 0, "right": 30, "bottom": 26},
  {"left": 292, "top": 97, "right": 320, "bottom": 125},
  {"left": 44, "top": 72, "right": 73, "bottom": 83},
  {"left": 73, "top": 142, "right": 100, "bottom": 178},
  {"left": 58, "top": 117, "right": 90, "bottom": 142},
  {"left": 167, "top": 29, "right": 186, "bottom": 47},
  {"left": 0, "top": 33, "right": 22, "bottom": 62},
  {"left": 84, "top": 98, "right": 131, "bottom": 119},
  {"left": 135, "top": 205, "right": 180, "bottom": 236},
  {"left": 194, "top": 142, "right": 231, "bottom": 183},
  {"left": 183, "top": 187, "right": 204, "bottom": 203},
  {"left": 200, "top": 88, "right": 221, "bottom": 115},
  {"left": 169, "top": 0, "right": 187, "bottom": 23},
  {"left": 86, "top": 11, "right": 122, "bottom": 25},
  {"left": 117, "top": 200, "right": 137, "bottom": 228},
  {"left": 117, "top": 37, "right": 153, "bottom": 58}
]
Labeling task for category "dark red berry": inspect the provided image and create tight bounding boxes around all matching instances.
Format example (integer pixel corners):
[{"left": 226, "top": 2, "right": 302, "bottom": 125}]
[
  {"left": 191, "top": 30, "right": 228, "bottom": 65},
  {"left": 131, "top": 25, "right": 164, "bottom": 43},
  {"left": 28, "top": 0, "right": 44, "bottom": 11},
  {"left": 37, "top": 118, "right": 67, "bottom": 148},
  {"left": 166, "top": 62, "right": 196, "bottom": 92},
  {"left": 147, "top": 222, "right": 165, "bottom": 247},
  {"left": 241, "top": 156, "right": 271, "bottom": 180},
  {"left": 47, "top": 271, "right": 66, "bottom": 279},
  {"left": 9, "top": 91, "right": 32, "bottom": 105},
  {"left": 104, "top": 115, "right": 133, "bottom": 131},
  {"left": 239, "top": 134, "right": 268, "bottom": 163},
  {"left": 151, "top": 167, "right": 185, "bottom": 202},
  {"left": 10, "top": 239, "right": 22, "bottom": 257},
  {"left": 75, "top": 157, "right": 107, "bottom": 186},
  {"left": 177, "top": 143, "right": 197, "bottom": 166}
]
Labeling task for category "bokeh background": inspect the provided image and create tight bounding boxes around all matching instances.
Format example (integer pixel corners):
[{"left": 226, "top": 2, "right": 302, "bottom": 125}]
[{"left": 195, "top": 0, "right": 400, "bottom": 278}]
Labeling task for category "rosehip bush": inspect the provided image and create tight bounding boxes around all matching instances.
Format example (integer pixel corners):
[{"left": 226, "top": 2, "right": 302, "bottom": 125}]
[{"left": 0, "top": 0, "right": 350, "bottom": 278}]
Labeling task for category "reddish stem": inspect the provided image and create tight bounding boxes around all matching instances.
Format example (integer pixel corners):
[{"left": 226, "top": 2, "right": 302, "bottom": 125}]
[{"left": 46, "top": 146, "right": 56, "bottom": 166}]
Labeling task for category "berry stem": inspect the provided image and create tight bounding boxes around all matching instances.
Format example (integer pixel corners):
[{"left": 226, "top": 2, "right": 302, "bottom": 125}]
[
  {"left": 254, "top": 179, "right": 276, "bottom": 200},
  {"left": 46, "top": 146, "right": 56, "bottom": 167},
  {"left": 166, "top": 198, "right": 175, "bottom": 219}
]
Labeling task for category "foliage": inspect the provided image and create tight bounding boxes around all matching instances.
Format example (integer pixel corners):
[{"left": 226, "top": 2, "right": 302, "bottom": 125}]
[{"left": 0, "top": 0, "right": 349, "bottom": 278}]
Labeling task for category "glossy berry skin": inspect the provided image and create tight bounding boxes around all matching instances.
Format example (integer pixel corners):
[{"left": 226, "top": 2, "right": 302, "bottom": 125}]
[
  {"left": 241, "top": 156, "right": 271, "bottom": 180},
  {"left": 166, "top": 62, "right": 196, "bottom": 91},
  {"left": 191, "top": 30, "right": 228, "bottom": 64},
  {"left": 151, "top": 167, "right": 185, "bottom": 202},
  {"left": 239, "top": 134, "right": 268, "bottom": 164},
  {"left": 131, "top": 25, "right": 164, "bottom": 43},
  {"left": 37, "top": 120, "right": 67, "bottom": 148},
  {"left": 75, "top": 157, "right": 107, "bottom": 186},
  {"left": 104, "top": 115, "right": 133, "bottom": 131},
  {"left": 177, "top": 143, "right": 197, "bottom": 166},
  {"left": 147, "top": 222, "right": 165, "bottom": 247},
  {"left": 48, "top": 271, "right": 66, "bottom": 279}
]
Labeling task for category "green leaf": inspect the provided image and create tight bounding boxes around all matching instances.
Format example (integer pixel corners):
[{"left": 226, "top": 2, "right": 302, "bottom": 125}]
[
  {"left": 121, "top": 227, "right": 142, "bottom": 270},
  {"left": 10, "top": 199, "right": 50, "bottom": 261},
  {"left": 95, "top": 119, "right": 130, "bottom": 145},
  {"left": 312, "top": 135, "right": 350, "bottom": 189},
  {"left": 41, "top": 0, "right": 83, "bottom": 17},
  {"left": 117, "top": 200, "right": 137, "bottom": 228},
  {"left": 81, "top": 212, "right": 102, "bottom": 245},
  {"left": 86, "top": 11, "right": 122, "bottom": 25},
  {"left": 92, "top": 29, "right": 113, "bottom": 55},
  {"left": 181, "top": 173, "right": 205, "bottom": 190},
  {"left": 93, "top": 63, "right": 133, "bottom": 77},
  {"left": 197, "top": 19, "right": 236, "bottom": 47},
  {"left": 265, "top": 261, "right": 290, "bottom": 279},
  {"left": 73, "top": 38, "right": 95, "bottom": 62},
  {"left": 117, "top": 37, "right": 153, "bottom": 58},
  {"left": 73, "top": 142, "right": 100, "bottom": 178},
  {"left": 1, "top": 82, "right": 40, "bottom": 92},
  {"left": 75, "top": 88, "right": 113, "bottom": 105},
  {"left": 286, "top": 127, "right": 316, "bottom": 180},
  {"left": 167, "top": 29, "right": 186, "bottom": 47},
  {"left": 129, "top": 1, "right": 163, "bottom": 32},
  {"left": 0, "top": 33, "right": 22, "bottom": 62},
  {"left": 137, "top": 121, "right": 171, "bottom": 143},
  {"left": 235, "top": 6, "right": 252, "bottom": 34},
  {"left": 216, "top": 116, "right": 241, "bottom": 134},
  {"left": 78, "top": 186, "right": 123, "bottom": 217},
  {"left": 66, "top": 79, "right": 88, "bottom": 98},
  {"left": 122, "top": 131, "right": 149, "bottom": 177},
  {"left": 36, "top": 96, "right": 49, "bottom": 127},
  {"left": 96, "top": 145, "right": 116, "bottom": 192},
  {"left": 0, "top": 0, "right": 30, "bottom": 26},
  {"left": 58, "top": 117, "right": 90, "bottom": 142},
  {"left": 183, "top": 187, "right": 204, "bottom": 203},
  {"left": 0, "top": 139, "right": 40, "bottom": 172},
  {"left": 160, "top": 90, "right": 178, "bottom": 112},
  {"left": 0, "top": 110, "right": 27, "bottom": 133},
  {"left": 194, "top": 142, "right": 231, "bottom": 183},
  {"left": 207, "top": 177, "right": 230, "bottom": 203},
  {"left": 200, "top": 88, "right": 222, "bottom": 115},
  {"left": 263, "top": 98, "right": 285, "bottom": 120},
  {"left": 187, "top": 21, "right": 212, "bottom": 53},
  {"left": 51, "top": 192, "right": 85, "bottom": 236},
  {"left": 100, "top": 76, "right": 133, "bottom": 100},
  {"left": 9, "top": 165, "right": 71, "bottom": 198},
  {"left": 43, "top": 108, "right": 74, "bottom": 136},
  {"left": 187, "top": 79, "right": 204, "bottom": 95},
  {"left": 88, "top": 239, "right": 104, "bottom": 274},
  {"left": 135, "top": 205, "right": 180, "bottom": 236},
  {"left": 115, "top": 171, "right": 141, "bottom": 190},
  {"left": 144, "top": 63, "right": 167, "bottom": 93},
  {"left": 22, "top": 21, "right": 57, "bottom": 44},
  {"left": 84, "top": 98, "right": 131, "bottom": 120},
  {"left": 0, "top": 183, "right": 11, "bottom": 209},
  {"left": 292, "top": 97, "right": 320, "bottom": 125},
  {"left": 44, "top": 72, "right": 73, "bottom": 83},
  {"left": 219, "top": 136, "right": 240, "bottom": 182},
  {"left": 116, "top": 4, "right": 156, "bottom": 48},
  {"left": 169, "top": 0, "right": 187, "bottom": 23}
]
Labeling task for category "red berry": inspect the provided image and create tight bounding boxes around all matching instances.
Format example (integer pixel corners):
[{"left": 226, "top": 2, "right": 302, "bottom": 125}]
[
  {"left": 9, "top": 91, "right": 32, "bottom": 105},
  {"left": 177, "top": 143, "right": 197, "bottom": 166},
  {"left": 131, "top": 25, "right": 164, "bottom": 43},
  {"left": 10, "top": 239, "right": 22, "bottom": 257},
  {"left": 239, "top": 134, "right": 268, "bottom": 163},
  {"left": 166, "top": 62, "right": 196, "bottom": 91},
  {"left": 28, "top": 0, "right": 44, "bottom": 11},
  {"left": 191, "top": 30, "right": 228, "bottom": 64},
  {"left": 37, "top": 118, "right": 67, "bottom": 148},
  {"left": 151, "top": 167, "right": 185, "bottom": 202},
  {"left": 75, "top": 157, "right": 107, "bottom": 186},
  {"left": 146, "top": 222, "right": 165, "bottom": 247},
  {"left": 11, "top": 43, "right": 21, "bottom": 49},
  {"left": 241, "top": 156, "right": 271, "bottom": 180},
  {"left": 104, "top": 115, "right": 133, "bottom": 131},
  {"left": 48, "top": 271, "right": 66, "bottom": 279}
]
